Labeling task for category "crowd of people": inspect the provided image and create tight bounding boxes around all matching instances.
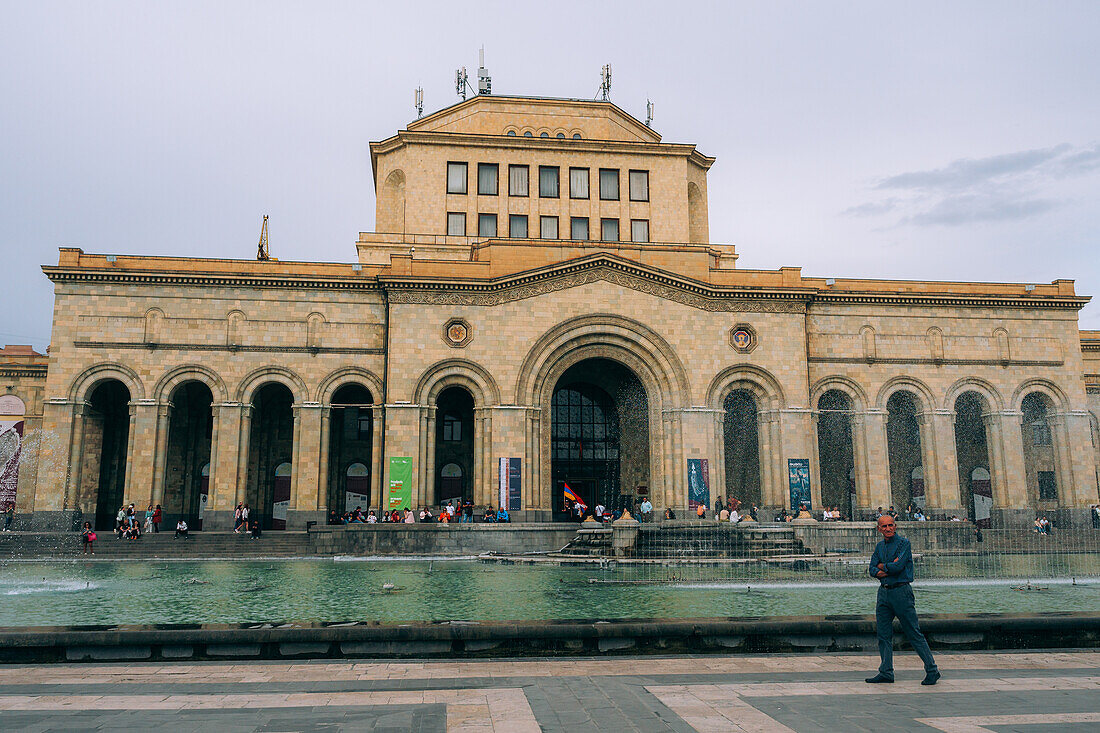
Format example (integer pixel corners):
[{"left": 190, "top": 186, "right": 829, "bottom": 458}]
[
  {"left": 326, "top": 499, "right": 513, "bottom": 525},
  {"left": 111, "top": 502, "right": 164, "bottom": 539}
]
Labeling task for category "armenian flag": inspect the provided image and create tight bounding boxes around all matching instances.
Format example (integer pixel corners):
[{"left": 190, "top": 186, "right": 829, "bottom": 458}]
[{"left": 563, "top": 483, "right": 587, "bottom": 509}]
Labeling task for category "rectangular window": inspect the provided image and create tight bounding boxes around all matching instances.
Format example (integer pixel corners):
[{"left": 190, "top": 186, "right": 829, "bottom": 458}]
[
  {"left": 570, "top": 217, "right": 589, "bottom": 240},
  {"left": 600, "top": 218, "right": 619, "bottom": 242},
  {"left": 539, "top": 166, "right": 559, "bottom": 198},
  {"left": 509, "top": 214, "right": 528, "bottom": 238},
  {"left": 629, "top": 169, "right": 649, "bottom": 201},
  {"left": 357, "top": 409, "right": 371, "bottom": 440},
  {"left": 477, "top": 163, "right": 498, "bottom": 195},
  {"left": 1031, "top": 422, "right": 1052, "bottom": 446},
  {"left": 443, "top": 414, "right": 462, "bottom": 442},
  {"left": 540, "top": 216, "right": 558, "bottom": 239},
  {"left": 569, "top": 167, "right": 589, "bottom": 199},
  {"left": 1038, "top": 471, "right": 1057, "bottom": 501},
  {"left": 508, "top": 165, "right": 528, "bottom": 196},
  {"left": 478, "top": 213, "right": 497, "bottom": 237},
  {"left": 446, "top": 162, "right": 467, "bottom": 194},
  {"left": 630, "top": 219, "right": 649, "bottom": 243},
  {"left": 599, "top": 168, "right": 619, "bottom": 200},
  {"left": 446, "top": 212, "right": 466, "bottom": 236}
]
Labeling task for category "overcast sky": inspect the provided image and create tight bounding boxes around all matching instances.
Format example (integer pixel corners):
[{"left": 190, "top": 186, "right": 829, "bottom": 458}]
[{"left": 2, "top": 1, "right": 1099, "bottom": 352}]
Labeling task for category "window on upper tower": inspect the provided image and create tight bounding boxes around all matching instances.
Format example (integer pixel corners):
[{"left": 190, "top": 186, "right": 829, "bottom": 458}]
[
  {"left": 509, "top": 214, "right": 528, "bottom": 238},
  {"left": 600, "top": 218, "right": 619, "bottom": 242},
  {"left": 556, "top": 132, "right": 565, "bottom": 139},
  {"left": 539, "top": 166, "right": 559, "bottom": 198},
  {"left": 478, "top": 213, "right": 497, "bottom": 237},
  {"left": 540, "top": 132, "right": 549, "bottom": 138},
  {"left": 447, "top": 162, "right": 467, "bottom": 194},
  {"left": 571, "top": 217, "right": 589, "bottom": 241},
  {"left": 631, "top": 219, "right": 649, "bottom": 243},
  {"left": 447, "top": 212, "right": 466, "bottom": 236},
  {"left": 506, "top": 130, "right": 517, "bottom": 136},
  {"left": 629, "top": 170, "right": 649, "bottom": 202},
  {"left": 478, "top": 163, "right": 498, "bottom": 195},
  {"left": 569, "top": 168, "right": 589, "bottom": 199},
  {"left": 599, "top": 169, "right": 619, "bottom": 200},
  {"left": 540, "top": 216, "right": 558, "bottom": 239},
  {"left": 572, "top": 133, "right": 581, "bottom": 139},
  {"left": 508, "top": 165, "right": 529, "bottom": 196}
]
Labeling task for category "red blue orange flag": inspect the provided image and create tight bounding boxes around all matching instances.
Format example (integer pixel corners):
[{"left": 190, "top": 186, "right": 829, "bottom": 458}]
[{"left": 563, "top": 483, "right": 587, "bottom": 509}]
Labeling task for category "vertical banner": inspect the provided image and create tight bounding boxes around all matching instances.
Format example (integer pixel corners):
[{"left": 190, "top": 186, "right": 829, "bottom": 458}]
[
  {"left": 788, "top": 458, "right": 811, "bottom": 511},
  {"left": 971, "top": 467, "right": 993, "bottom": 527},
  {"left": 687, "top": 458, "right": 710, "bottom": 511},
  {"left": 911, "top": 466, "right": 926, "bottom": 510},
  {"left": 498, "top": 457, "right": 522, "bottom": 511},
  {"left": 387, "top": 456, "right": 412, "bottom": 510}
]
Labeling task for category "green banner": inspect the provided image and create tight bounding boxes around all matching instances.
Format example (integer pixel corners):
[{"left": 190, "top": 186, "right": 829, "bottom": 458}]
[{"left": 387, "top": 456, "right": 412, "bottom": 510}]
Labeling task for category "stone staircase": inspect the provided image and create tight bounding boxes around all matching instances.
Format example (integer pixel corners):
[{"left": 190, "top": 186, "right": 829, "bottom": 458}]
[
  {"left": 0, "top": 531, "right": 313, "bottom": 560},
  {"left": 634, "top": 523, "right": 812, "bottom": 559}
]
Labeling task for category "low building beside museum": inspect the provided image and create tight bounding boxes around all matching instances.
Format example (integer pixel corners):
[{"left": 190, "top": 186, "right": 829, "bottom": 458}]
[{"left": 4, "top": 94, "right": 1100, "bottom": 530}]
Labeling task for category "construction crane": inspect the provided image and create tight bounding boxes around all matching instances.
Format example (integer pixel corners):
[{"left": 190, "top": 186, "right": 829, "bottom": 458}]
[{"left": 257, "top": 215, "right": 270, "bottom": 260}]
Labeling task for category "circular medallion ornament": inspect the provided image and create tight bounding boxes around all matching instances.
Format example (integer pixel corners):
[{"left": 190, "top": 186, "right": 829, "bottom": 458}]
[
  {"left": 442, "top": 318, "right": 473, "bottom": 348},
  {"left": 728, "top": 323, "right": 758, "bottom": 354}
]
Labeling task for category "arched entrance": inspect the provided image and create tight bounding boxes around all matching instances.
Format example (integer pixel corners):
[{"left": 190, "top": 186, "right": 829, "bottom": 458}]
[
  {"left": 246, "top": 382, "right": 294, "bottom": 529},
  {"left": 723, "top": 390, "right": 761, "bottom": 508},
  {"left": 163, "top": 381, "right": 213, "bottom": 528},
  {"left": 84, "top": 380, "right": 131, "bottom": 531},
  {"left": 817, "top": 390, "right": 855, "bottom": 519},
  {"left": 1021, "top": 392, "right": 1059, "bottom": 505},
  {"left": 887, "top": 391, "right": 924, "bottom": 512},
  {"left": 551, "top": 358, "right": 648, "bottom": 519},
  {"left": 327, "top": 383, "right": 374, "bottom": 514},
  {"left": 954, "top": 391, "right": 993, "bottom": 524},
  {"left": 434, "top": 386, "right": 474, "bottom": 506}
]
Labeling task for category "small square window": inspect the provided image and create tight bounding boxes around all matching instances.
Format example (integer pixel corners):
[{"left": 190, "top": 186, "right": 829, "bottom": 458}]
[
  {"left": 570, "top": 217, "right": 589, "bottom": 240},
  {"left": 477, "top": 163, "right": 498, "bottom": 196},
  {"left": 629, "top": 170, "right": 649, "bottom": 201},
  {"left": 508, "top": 165, "right": 528, "bottom": 196},
  {"left": 630, "top": 219, "right": 649, "bottom": 243},
  {"left": 478, "top": 213, "right": 497, "bottom": 237},
  {"left": 443, "top": 414, "right": 462, "bottom": 442},
  {"left": 599, "top": 169, "right": 619, "bottom": 200},
  {"left": 540, "top": 216, "right": 558, "bottom": 239},
  {"left": 509, "top": 214, "right": 528, "bottom": 238},
  {"left": 357, "top": 409, "right": 371, "bottom": 440},
  {"left": 539, "top": 166, "right": 559, "bottom": 198},
  {"left": 447, "top": 162, "right": 467, "bottom": 194},
  {"left": 447, "top": 212, "right": 466, "bottom": 236},
  {"left": 600, "top": 218, "right": 619, "bottom": 242},
  {"left": 569, "top": 167, "right": 589, "bottom": 199}
]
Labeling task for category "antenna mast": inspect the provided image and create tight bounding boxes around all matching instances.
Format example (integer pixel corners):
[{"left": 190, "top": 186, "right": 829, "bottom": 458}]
[
  {"left": 256, "top": 215, "right": 270, "bottom": 261},
  {"left": 414, "top": 86, "right": 424, "bottom": 118},
  {"left": 455, "top": 67, "right": 468, "bottom": 100},
  {"left": 455, "top": 49, "right": 491, "bottom": 100},
  {"left": 645, "top": 99, "right": 654, "bottom": 127},
  {"left": 598, "top": 64, "right": 612, "bottom": 101}
]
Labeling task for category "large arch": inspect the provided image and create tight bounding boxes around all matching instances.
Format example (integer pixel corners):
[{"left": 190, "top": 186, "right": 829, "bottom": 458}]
[
  {"left": 317, "top": 366, "right": 384, "bottom": 405},
  {"left": 325, "top": 382, "right": 376, "bottom": 516},
  {"left": 810, "top": 375, "right": 869, "bottom": 413},
  {"left": 707, "top": 364, "right": 786, "bottom": 411},
  {"left": 153, "top": 364, "right": 228, "bottom": 404},
  {"left": 245, "top": 381, "right": 295, "bottom": 529},
  {"left": 68, "top": 362, "right": 145, "bottom": 402},
  {"left": 1011, "top": 378, "right": 1070, "bottom": 412},
  {"left": 235, "top": 366, "right": 308, "bottom": 405},
  {"left": 954, "top": 390, "right": 994, "bottom": 525},
  {"left": 816, "top": 389, "right": 856, "bottom": 519},
  {"left": 81, "top": 379, "right": 132, "bottom": 531},
  {"left": 875, "top": 375, "right": 936, "bottom": 412},
  {"left": 413, "top": 358, "right": 500, "bottom": 406},
  {"left": 162, "top": 379, "right": 214, "bottom": 528},
  {"left": 943, "top": 376, "right": 1005, "bottom": 413}
]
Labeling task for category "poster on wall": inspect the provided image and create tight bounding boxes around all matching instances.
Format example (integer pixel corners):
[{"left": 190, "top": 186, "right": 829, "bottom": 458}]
[
  {"left": 0, "top": 419, "right": 25, "bottom": 510},
  {"left": 499, "top": 457, "right": 521, "bottom": 512},
  {"left": 687, "top": 458, "right": 710, "bottom": 511},
  {"left": 387, "top": 456, "right": 412, "bottom": 510},
  {"left": 788, "top": 458, "right": 811, "bottom": 511},
  {"left": 971, "top": 467, "right": 993, "bottom": 527}
]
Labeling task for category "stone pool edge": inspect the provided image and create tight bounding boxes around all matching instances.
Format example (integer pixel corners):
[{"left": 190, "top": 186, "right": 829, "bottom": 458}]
[{"left": 1, "top": 612, "right": 1097, "bottom": 663}]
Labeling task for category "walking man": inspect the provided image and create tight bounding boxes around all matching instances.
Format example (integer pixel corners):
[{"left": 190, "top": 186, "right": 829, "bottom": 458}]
[{"left": 866, "top": 514, "right": 940, "bottom": 685}]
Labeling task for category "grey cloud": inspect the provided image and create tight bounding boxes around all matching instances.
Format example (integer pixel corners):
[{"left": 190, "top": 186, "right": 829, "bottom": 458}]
[
  {"left": 1054, "top": 144, "right": 1100, "bottom": 176},
  {"left": 907, "top": 195, "right": 1059, "bottom": 226},
  {"left": 842, "top": 199, "right": 901, "bottom": 217},
  {"left": 876, "top": 145, "right": 1071, "bottom": 191}
]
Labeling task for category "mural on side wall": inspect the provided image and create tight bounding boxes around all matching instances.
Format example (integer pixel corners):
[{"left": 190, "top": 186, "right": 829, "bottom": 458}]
[
  {"left": 687, "top": 458, "right": 710, "bottom": 511},
  {"left": 0, "top": 395, "right": 26, "bottom": 511}
]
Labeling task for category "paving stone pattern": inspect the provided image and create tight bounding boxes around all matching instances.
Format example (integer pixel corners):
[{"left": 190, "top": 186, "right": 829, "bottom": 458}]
[{"left": 0, "top": 651, "right": 1098, "bottom": 731}]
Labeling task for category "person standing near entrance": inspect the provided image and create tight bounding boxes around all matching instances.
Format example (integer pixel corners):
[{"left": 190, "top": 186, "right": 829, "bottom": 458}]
[{"left": 866, "top": 515, "right": 940, "bottom": 685}]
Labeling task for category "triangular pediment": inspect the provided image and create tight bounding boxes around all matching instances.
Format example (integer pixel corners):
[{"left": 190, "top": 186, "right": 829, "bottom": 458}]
[{"left": 382, "top": 254, "right": 807, "bottom": 313}]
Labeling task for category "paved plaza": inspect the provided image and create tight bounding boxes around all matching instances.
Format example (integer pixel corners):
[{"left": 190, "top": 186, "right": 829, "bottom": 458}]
[{"left": 0, "top": 651, "right": 1098, "bottom": 732}]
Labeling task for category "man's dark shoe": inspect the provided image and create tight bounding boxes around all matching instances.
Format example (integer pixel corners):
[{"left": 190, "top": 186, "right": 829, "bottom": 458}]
[
  {"left": 864, "top": 674, "right": 894, "bottom": 684},
  {"left": 921, "top": 671, "right": 941, "bottom": 686}
]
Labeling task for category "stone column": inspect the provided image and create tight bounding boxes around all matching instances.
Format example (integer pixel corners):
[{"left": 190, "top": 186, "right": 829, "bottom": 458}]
[
  {"left": 1051, "top": 410, "right": 1096, "bottom": 508},
  {"left": 234, "top": 404, "right": 254, "bottom": 506},
  {"left": 317, "top": 406, "right": 332, "bottom": 512},
  {"left": 927, "top": 409, "right": 963, "bottom": 511},
  {"left": 712, "top": 410, "right": 727, "bottom": 503},
  {"left": 478, "top": 408, "right": 493, "bottom": 506},
  {"left": 779, "top": 408, "right": 817, "bottom": 508},
  {"left": 62, "top": 401, "right": 88, "bottom": 514},
  {"left": 370, "top": 405, "right": 384, "bottom": 509},
  {"left": 381, "top": 403, "right": 421, "bottom": 510},
  {"left": 756, "top": 409, "right": 784, "bottom": 508},
  {"left": 292, "top": 402, "right": 322, "bottom": 525},
  {"left": 860, "top": 410, "right": 892, "bottom": 512},
  {"left": 989, "top": 410, "right": 1029, "bottom": 508},
  {"left": 424, "top": 407, "right": 437, "bottom": 506},
  {"left": 207, "top": 403, "right": 221, "bottom": 511},
  {"left": 150, "top": 401, "right": 173, "bottom": 506},
  {"left": 125, "top": 399, "right": 157, "bottom": 508},
  {"left": 849, "top": 412, "right": 871, "bottom": 513}
]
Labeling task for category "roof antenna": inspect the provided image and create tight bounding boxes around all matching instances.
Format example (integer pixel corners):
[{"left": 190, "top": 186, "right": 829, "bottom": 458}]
[
  {"left": 645, "top": 99, "right": 654, "bottom": 127},
  {"left": 414, "top": 86, "right": 424, "bottom": 118},
  {"left": 597, "top": 64, "right": 612, "bottom": 101},
  {"left": 256, "top": 215, "right": 270, "bottom": 261},
  {"left": 477, "top": 47, "right": 491, "bottom": 95},
  {"left": 455, "top": 66, "right": 468, "bottom": 100}
]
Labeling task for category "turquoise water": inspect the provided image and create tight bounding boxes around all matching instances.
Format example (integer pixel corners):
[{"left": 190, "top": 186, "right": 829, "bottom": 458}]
[{"left": 1, "top": 559, "right": 1098, "bottom": 627}]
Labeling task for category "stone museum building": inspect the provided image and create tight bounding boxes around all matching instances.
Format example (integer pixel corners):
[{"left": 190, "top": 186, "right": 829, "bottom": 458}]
[{"left": 3, "top": 93, "right": 1100, "bottom": 530}]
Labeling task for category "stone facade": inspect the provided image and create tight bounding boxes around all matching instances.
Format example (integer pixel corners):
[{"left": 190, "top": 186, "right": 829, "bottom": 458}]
[{"left": 8, "top": 94, "right": 1100, "bottom": 530}]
